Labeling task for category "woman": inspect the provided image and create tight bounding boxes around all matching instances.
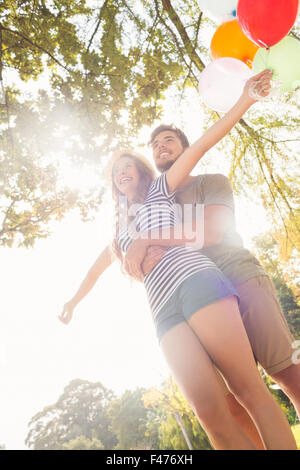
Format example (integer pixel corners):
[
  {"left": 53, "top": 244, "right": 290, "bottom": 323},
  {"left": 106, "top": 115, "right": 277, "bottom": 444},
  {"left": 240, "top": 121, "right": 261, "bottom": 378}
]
[{"left": 59, "top": 70, "right": 296, "bottom": 449}]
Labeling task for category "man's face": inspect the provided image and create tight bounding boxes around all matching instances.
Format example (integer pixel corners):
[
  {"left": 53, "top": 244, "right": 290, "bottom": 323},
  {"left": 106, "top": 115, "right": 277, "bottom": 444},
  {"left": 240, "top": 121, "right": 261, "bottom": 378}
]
[{"left": 151, "top": 130, "right": 184, "bottom": 172}]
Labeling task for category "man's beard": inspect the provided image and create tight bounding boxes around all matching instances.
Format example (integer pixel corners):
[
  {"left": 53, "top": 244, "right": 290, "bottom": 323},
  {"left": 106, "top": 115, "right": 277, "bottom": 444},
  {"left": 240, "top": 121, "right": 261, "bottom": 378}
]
[{"left": 156, "top": 159, "right": 175, "bottom": 173}]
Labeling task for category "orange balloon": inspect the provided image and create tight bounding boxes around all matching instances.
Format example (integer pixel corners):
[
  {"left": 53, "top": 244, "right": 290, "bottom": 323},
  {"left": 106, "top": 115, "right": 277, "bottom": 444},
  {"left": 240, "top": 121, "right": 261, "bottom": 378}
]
[{"left": 210, "top": 19, "right": 259, "bottom": 68}]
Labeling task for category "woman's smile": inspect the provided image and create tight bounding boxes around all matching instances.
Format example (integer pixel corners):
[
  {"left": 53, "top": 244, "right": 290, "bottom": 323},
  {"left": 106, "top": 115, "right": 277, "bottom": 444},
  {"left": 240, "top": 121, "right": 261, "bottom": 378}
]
[
  {"left": 119, "top": 176, "right": 133, "bottom": 185},
  {"left": 113, "top": 156, "right": 140, "bottom": 198}
]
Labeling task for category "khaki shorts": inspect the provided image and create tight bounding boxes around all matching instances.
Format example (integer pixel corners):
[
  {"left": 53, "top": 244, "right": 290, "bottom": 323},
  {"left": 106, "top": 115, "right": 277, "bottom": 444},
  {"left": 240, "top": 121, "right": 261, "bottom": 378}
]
[{"left": 215, "top": 275, "right": 296, "bottom": 395}]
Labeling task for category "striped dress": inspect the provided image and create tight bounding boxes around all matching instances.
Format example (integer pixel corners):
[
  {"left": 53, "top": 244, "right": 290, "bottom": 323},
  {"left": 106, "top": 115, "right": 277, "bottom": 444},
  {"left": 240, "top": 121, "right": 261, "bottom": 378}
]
[{"left": 118, "top": 173, "right": 217, "bottom": 320}]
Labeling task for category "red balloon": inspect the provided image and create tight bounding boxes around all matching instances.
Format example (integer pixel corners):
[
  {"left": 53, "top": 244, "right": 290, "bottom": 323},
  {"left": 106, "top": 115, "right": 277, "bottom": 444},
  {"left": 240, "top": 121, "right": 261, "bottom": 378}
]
[{"left": 237, "top": 0, "right": 298, "bottom": 48}]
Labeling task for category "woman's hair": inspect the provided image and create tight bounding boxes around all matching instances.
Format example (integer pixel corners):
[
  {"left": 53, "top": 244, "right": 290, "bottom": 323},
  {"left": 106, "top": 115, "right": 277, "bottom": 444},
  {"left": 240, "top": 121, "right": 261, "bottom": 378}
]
[{"left": 110, "top": 153, "right": 155, "bottom": 270}]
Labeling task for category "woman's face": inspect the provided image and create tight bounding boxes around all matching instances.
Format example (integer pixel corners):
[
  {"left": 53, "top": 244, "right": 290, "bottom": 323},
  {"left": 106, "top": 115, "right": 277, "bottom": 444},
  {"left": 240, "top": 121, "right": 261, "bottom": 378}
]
[{"left": 112, "top": 156, "right": 140, "bottom": 199}]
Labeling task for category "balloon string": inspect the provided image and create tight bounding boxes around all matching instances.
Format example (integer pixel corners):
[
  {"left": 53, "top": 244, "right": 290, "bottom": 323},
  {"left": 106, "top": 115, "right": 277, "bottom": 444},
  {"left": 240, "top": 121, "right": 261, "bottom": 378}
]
[{"left": 265, "top": 47, "right": 271, "bottom": 69}]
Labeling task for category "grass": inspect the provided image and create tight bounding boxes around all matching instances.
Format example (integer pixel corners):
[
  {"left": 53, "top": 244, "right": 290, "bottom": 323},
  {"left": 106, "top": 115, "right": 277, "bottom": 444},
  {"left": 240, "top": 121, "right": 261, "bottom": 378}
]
[{"left": 292, "top": 423, "right": 300, "bottom": 449}]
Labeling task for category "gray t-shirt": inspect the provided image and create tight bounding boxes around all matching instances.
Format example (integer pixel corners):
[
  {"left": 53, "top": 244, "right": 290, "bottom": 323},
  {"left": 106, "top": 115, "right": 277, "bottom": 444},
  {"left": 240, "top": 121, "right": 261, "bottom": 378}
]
[{"left": 175, "top": 173, "right": 266, "bottom": 287}]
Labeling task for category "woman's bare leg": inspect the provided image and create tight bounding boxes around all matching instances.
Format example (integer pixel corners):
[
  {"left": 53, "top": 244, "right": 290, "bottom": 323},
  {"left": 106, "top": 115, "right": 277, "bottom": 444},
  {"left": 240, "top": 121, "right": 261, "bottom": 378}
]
[
  {"left": 160, "top": 322, "right": 257, "bottom": 449},
  {"left": 226, "top": 393, "right": 265, "bottom": 450},
  {"left": 188, "top": 296, "right": 297, "bottom": 450}
]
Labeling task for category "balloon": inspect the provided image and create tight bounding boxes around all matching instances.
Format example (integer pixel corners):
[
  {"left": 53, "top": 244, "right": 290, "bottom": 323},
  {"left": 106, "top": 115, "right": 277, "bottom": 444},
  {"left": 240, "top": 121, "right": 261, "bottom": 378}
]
[
  {"left": 210, "top": 19, "right": 259, "bottom": 68},
  {"left": 237, "top": 0, "right": 298, "bottom": 48},
  {"left": 198, "top": 0, "right": 238, "bottom": 20},
  {"left": 253, "top": 36, "right": 300, "bottom": 92},
  {"left": 198, "top": 58, "right": 253, "bottom": 112}
]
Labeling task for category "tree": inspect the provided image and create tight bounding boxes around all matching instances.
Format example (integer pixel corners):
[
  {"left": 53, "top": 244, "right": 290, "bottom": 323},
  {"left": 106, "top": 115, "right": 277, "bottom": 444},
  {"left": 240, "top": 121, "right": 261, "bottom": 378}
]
[
  {"left": 253, "top": 233, "right": 300, "bottom": 339},
  {"left": 262, "top": 372, "right": 298, "bottom": 426},
  {"left": 253, "top": 232, "right": 299, "bottom": 425},
  {"left": 108, "top": 388, "right": 160, "bottom": 449},
  {"left": 25, "top": 379, "right": 117, "bottom": 450},
  {"left": 0, "top": 1, "right": 299, "bottom": 275},
  {"left": 0, "top": 0, "right": 183, "bottom": 247},
  {"left": 143, "top": 377, "right": 212, "bottom": 450},
  {"left": 62, "top": 435, "right": 104, "bottom": 450}
]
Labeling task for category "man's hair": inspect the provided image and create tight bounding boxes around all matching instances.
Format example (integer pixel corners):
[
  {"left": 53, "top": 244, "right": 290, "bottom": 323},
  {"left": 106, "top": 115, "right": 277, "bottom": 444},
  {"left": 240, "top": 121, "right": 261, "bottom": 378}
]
[{"left": 149, "top": 124, "right": 190, "bottom": 149}]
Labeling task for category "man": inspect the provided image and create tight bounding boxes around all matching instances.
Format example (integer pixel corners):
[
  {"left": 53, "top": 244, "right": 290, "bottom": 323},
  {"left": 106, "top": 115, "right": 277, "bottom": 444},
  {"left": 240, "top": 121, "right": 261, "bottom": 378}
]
[{"left": 138, "top": 124, "right": 299, "bottom": 446}]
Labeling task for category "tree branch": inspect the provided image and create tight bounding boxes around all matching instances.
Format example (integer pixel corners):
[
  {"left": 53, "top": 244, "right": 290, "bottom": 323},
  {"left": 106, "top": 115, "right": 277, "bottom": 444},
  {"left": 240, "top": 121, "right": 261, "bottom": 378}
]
[
  {"left": 161, "top": 0, "right": 205, "bottom": 71},
  {"left": 87, "top": 0, "right": 110, "bottom": 53},
  {"left": 237, "top": 118, "right": 300, "bottom": 241},
  {"left": 290, "top": 31, "right": 300, "bottom": 41},
  {"left": 154, "top": 0, "right": 198, "bottom": 83},
  {"left": 1, "top": 25, "right": 72, "bottom": 74}
]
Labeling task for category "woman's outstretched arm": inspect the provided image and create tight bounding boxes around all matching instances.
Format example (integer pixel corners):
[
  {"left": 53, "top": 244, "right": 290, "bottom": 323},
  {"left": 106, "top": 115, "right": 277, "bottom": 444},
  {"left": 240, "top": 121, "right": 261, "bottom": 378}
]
[
  {"left": 166, "top": 69, "right": 273, "bottom": 192},
  {"left": 59, "top": 245, "right": 115, "bottom": 324}
]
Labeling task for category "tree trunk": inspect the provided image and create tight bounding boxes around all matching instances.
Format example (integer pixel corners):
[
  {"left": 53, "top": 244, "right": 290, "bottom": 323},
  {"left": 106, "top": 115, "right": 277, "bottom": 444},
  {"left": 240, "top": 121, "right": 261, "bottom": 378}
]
[{"left": 173, "top": 411, "right": 194, "bottom": 450}]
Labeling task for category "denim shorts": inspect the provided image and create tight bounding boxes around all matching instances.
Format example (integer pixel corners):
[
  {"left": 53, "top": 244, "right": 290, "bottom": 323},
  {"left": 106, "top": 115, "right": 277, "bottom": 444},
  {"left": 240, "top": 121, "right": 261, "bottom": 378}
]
[{"left": 154, "top": 268, "right": 238, "bottom": 342}]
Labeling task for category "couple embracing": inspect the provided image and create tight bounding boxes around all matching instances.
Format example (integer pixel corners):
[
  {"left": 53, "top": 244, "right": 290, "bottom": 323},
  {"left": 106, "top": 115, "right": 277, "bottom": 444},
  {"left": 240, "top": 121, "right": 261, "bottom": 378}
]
[{"left": 60, "top": 70, "right": 299, "bottom": 450}]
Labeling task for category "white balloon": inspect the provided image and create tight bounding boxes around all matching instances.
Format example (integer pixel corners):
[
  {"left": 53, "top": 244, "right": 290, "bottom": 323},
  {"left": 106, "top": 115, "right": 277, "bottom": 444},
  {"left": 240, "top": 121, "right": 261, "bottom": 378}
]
[
  {"left": 198, "top": 58, "right": 253, "bottom": 112},
  {"left": 198, "top": 0, "right": 238, "bottom": 20}
]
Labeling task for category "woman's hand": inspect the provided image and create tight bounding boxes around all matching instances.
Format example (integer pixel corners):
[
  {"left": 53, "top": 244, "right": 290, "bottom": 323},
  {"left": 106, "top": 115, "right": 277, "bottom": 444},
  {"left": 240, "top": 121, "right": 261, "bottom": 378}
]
[
  {"left": 242, "top": 69, "right": 273, "bottom": 104},
  {"left": 124, "top": 238, "right": 148, "bottom": 281},
  {"left": 59, "top": 300, "right": 76, "bottom": 325}
]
